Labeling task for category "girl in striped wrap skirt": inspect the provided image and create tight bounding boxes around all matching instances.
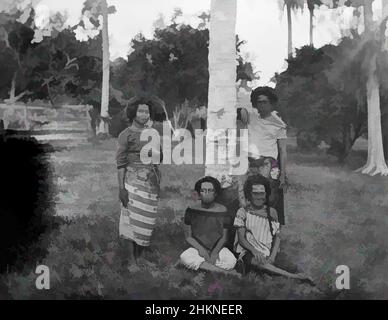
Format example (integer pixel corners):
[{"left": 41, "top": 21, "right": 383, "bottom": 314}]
[
  {"left": 234, "top": 175, "right": 313, "bottom": 283},
  {"left": 116, "top": 101, "right": 162, "bottom": 264}
]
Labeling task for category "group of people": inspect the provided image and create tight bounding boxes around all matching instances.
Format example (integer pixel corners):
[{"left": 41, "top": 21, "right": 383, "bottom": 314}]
[{"left": 116, "top": 86, "right": 312, "bottom": 282}]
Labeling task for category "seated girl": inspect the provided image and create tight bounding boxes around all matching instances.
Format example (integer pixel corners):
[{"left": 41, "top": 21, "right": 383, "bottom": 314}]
[
  {"left": 180, "top": 176, "right": 237, "bottom": 273},
  {"left": 234, "top": 175, "right": 312, "bottom": 282}
]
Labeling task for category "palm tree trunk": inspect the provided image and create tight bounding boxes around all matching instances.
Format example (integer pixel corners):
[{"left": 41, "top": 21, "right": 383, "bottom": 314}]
[
  {"left": 357, "top": 0, "right": 388, "bottom": 175},
  {"left": 384, "top": 0, "right": 388, "bottom": 18},
  {"left": 98, "top": 0, "right": 110, "bottom": 136},
  {"left": 205, "top": 0, "right": 238, "bottom": 185},
  {"left": 9, "top": 71, "right": 16, "bottom": 103},
  {"left": 363, "top": 0, "right": 373, "bottom": 32},
  {"left": 287, "top": 3, "right": 293, "bottom": 59},
  {"left": 309, "top": 7, "right": 314, "bottom": 47}
]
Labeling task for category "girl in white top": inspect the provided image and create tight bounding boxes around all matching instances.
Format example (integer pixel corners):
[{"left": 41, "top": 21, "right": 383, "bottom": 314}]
[
  {"left": 234, "top": 175, "right": 313, "bottom": 282},
  {"left": 237, "top": 87, "right": 288, "bottom": 226}
]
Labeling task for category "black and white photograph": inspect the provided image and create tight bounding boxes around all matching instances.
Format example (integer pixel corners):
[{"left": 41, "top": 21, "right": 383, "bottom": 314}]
[{"left": 0, "top": 0, "right": 387, "bottom": 304}]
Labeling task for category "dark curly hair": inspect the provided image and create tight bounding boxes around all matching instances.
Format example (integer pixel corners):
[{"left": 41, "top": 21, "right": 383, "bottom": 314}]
[
  {"left": 194, "top": 176, "right": 221, "bottom": 196},
  {"left": 250, "top": 86, "right": 278, "bottom": 107},
  {"left": 126, "top": 98, "right": 155, "bottom": 121},
  {"left": 243, "top": 174, "right": 271, "bottom": 202}
]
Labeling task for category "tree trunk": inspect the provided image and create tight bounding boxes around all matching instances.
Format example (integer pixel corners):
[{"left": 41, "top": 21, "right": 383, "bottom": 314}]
[
  {"left": 357, "top": 0, "right": 388, "bottom": 175},
  {"left": 309, "top": 7, "right": 314, "bottom": 47},
  {"left": 384, "top": 0, "right": 388, "bottom": 18},
  {"left": 382, "top": 0, "right": 388, "bottom": 160},
  {"left": 205, "top": 0, "right": 238, "bottom": 186},
  {"left": 98, "top": 0, "right": 110, "bottom": 136},
  {"left": 9, "top": 71, "right": 16, "bottom": 103},
  {"left": 46, "top": 83, "right": 55, "bottom": 107},
  {"left": 341, "top": 124, "right": 352, "bottom": 164},
  {"left": 363, "top": 0, "right": 373, "bottom": 32},
  {"left": 6, "top": 71, "right": 30, "bottom": 104},
  {"left": 287, "top": 3, "right": 293, "bottom": 59},
  {"left": 383, "top": 113, "right": 388, "bottom": 160},
  {"left": 0, "top": 26, "right": 10, "bottom": 48}
]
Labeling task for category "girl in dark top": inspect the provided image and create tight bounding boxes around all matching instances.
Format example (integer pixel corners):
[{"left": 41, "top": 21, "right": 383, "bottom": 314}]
[
  {"left": 180, "top": 176, "right": 237, "bottom": 273},
  {"left": 116, "top": 100, "right": 162, "bottom": 265}
]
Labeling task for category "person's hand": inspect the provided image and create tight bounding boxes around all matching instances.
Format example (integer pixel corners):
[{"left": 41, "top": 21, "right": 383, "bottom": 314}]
[
  {"left": 209, "top": 251, "right": 219, "bottom": 265},
  {"left": 267, "top": 255, "right": 275, "bottom": 265},
  {"left": 198, "top": 248, "right": 210, "bottom": 261},
  {"left": 119, "top": 188, "right": 129, "bottom": 207},
  {"left": 279, "top": 173, "right": 289, "bottom": 192},
  {"left": 240, "top": 108, "right": 249, "bottom": 125},
  {"left": 253, "top": 251, "right": 267, "bottom": 265}
]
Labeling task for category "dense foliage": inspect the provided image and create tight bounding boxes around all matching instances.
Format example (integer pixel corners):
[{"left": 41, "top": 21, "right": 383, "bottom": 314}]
[
  {"left": 0, "top": 11, "right": 257, "bottom": 120},
  {"left": 111, "top": 24, "right": 257, "bottom": 116},
  {"left": 275, "top": 35, "right": 388, "bottom": 162}
]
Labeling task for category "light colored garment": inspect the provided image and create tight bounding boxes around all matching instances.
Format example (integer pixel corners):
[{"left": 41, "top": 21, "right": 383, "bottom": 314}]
[
  {"left": 119, "top": 164, "right": 160, "bottom": 247},
  {"left": 234, "top": 206, "right": 280, "bottom": 257},
  {"left": 243, "top": 107, "right": 287, "bottom": 159},
  {"left": 180, "top": 247, "right": 237, "bottom": 271}
]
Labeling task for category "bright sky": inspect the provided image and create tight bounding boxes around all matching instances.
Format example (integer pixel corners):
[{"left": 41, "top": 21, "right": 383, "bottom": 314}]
[{"left": 37, "top": 0, "right": 384, "bottom": 85}]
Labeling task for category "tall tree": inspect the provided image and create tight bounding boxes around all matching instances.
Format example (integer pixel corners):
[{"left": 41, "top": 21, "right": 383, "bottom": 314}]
[
  {"left": 205, "top": 0, "right": 238, "bottom": 185},
  {"left": 80, "top": 0, "right": 116, "bottom": 136},
  {"left": 307, "top": 0, "right": 322, "bottom": 47},
  {"left": 0, "top": 1, "right": 69, "bottom": 104},
  {"left": 318, "top": 0, "right": 388, "bottom": 174},
  {"left": 276, "top": 42, "right": 368, "bottom": 162},
  {"left": 0, "top": 1, "right": 37, "bottom": 103},
  {"left": 281, "top": 0, "right": 305, "bottom": 59},
  {"left": 5, "top": 19, "right": 35, "bottom": 103},
  {"left": 357, "top": 0, "right": 388, "bottom": 175},
  {"left": 117, "top": 19, "right": 257, "bottom": 117}
]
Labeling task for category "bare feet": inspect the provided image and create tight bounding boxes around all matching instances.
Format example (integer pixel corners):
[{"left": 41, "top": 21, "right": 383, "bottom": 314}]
[
  {"left": 295, "top": 273, "right": 315, "bottom": 285},
  {"left": 136, "top": 256, "right": 153, "bottom": 267}
]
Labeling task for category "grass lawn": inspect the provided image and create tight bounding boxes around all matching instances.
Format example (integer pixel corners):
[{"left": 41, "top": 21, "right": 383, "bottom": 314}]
[{"left": 1, "top": 138, "right": 388, "bottom": 299}]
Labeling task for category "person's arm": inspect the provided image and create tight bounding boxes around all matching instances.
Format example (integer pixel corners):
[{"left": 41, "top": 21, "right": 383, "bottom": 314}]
[
  {"left": 234, "top": 208, "right": 255, "bottom": 254},
  {"left": 237, "top": 227, "right": 267, "bottom": 264},
  {"left": 117, "top": 168, "right": 128, "bottom": 207},
  {"left": 277, "top": 138, "right": 288, "bottom": 191},
  {"left": 268, "top": 234, "right": 281, "bottom": 264},
  {"left": 236, "top": 227, "right": 256, "bottom": 255},
  {"left": 116, "top": 130, "right": 129, "bottom": 167},
  {"left": 237, "top": 107, "right": 249, "bottom": 124},
  {"left": 237, "top": 108, "right": 242, "bottom": 121},
  {"left": 183, "top": 224, "right": 210, "bottom": 260},
  {"left": 209, "top": 228, "right": 228, "bottom": 264},
  {"left": 117, "top": 131, "right": 130, "bottom": 206},
  {"left": 117, "top": 168, "right": 126, "bottom": 190}
]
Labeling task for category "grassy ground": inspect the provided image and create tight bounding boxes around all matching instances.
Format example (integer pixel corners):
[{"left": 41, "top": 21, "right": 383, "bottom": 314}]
[{"left": 1, "top": 138, "right": 388, "bottom": 299}]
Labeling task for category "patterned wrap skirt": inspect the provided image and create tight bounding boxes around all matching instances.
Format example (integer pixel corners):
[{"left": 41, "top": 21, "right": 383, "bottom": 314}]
[
  {"left": 247, "top": 157, "right": 285, "bottom": 226},
  {"left": 119, "top": 163, "right": 161, "bottom": 247}
]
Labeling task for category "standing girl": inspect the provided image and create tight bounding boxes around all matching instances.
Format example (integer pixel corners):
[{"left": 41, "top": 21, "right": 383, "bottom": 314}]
[{"left": 116, "top": 100, "right": 162, "bottom": 265}]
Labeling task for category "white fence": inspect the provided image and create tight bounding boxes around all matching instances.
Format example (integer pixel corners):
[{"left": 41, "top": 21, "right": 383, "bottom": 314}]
[{"left": 0, "top": 104, "right": 92, "bottom": 143}]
